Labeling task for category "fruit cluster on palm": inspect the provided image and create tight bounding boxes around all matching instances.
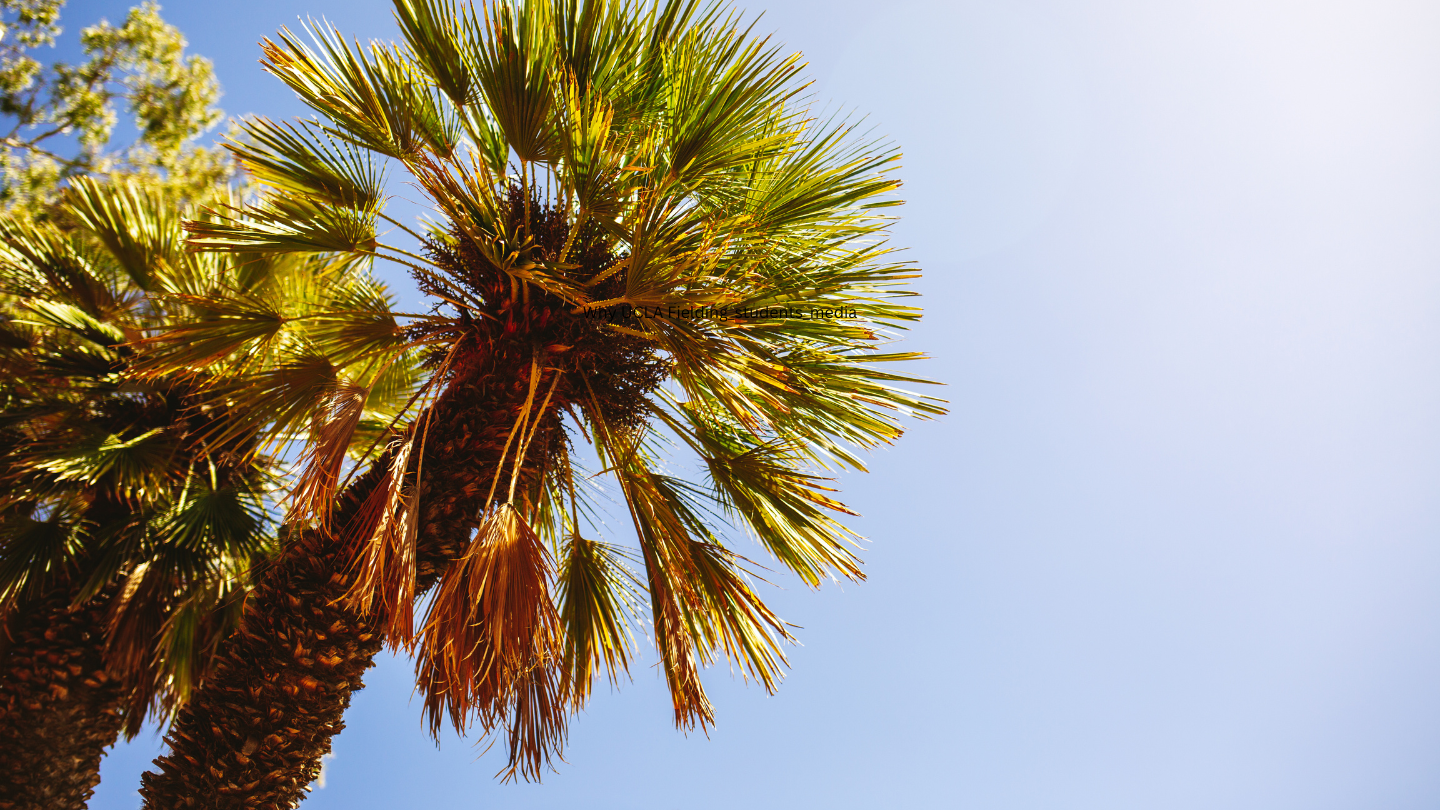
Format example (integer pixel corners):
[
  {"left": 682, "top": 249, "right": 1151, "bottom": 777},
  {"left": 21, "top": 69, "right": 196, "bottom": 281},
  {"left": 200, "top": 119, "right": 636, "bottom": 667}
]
[
  {"left": 127, "top": 1, "right": 941, "bottom": 805},
  {"left": 0, "top": 179, "right": 414, "bottom": 810}
]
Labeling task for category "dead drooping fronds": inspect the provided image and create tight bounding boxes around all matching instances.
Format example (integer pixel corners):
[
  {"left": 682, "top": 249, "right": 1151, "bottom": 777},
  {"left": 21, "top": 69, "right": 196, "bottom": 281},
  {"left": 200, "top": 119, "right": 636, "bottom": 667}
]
[
  {"left": 340, "top": 435, "right": 419, "bottom": 641},
  {"left": 416, "top": 503, "right": 565, "bottom": 780},
  {"left": 289, "top": 380, "right": 370, "bottom": 524}
]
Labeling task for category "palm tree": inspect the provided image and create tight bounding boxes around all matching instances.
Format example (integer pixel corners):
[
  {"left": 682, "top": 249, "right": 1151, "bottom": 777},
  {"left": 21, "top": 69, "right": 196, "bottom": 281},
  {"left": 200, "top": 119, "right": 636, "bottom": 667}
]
[
  {"left": 0, "top": 178, "right": 413, "bottom": 809},
  {"left": 138, "top": 0, "right": 942, "bottom": 805}
]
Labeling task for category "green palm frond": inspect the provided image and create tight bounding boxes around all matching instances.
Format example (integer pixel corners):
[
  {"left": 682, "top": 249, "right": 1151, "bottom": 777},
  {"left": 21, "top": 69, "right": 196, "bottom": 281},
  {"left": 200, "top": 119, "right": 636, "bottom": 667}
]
[
  {"left": 0, "top": 498, "right": 88, "bottom": 604},
  {"left": 0, "top": 217, "right": 119, "bottom": 316},
  {"left": 394, "top": 0, "right": 480, "bottom": 108},
  {"left": 228, "top": 117, "right": 387, "bottom": 214},
  {"left": 30, "top": 426, "right": 174, "bottom": 497},
  {"left": 472, "top": 0, "right": 560, "bottom": 163},
  {"left": 152, "top": 477, "right": 270, "bottom": 555},
  {"left": 185, "top": 193, "right": 379, "bottom": 255},
  {"left": 261, "top": 22, "right": 460, "bottom": 162},
  {"left": 18, "top": 299, "right": 127, "bottom": 347},
  {"left": 556, "top": 534, "right": 641, "bottom": 706},
  {"left": 659, "top": 401, "right": 863, "bottom": 586},
  {"left": 135, "top": 290, "right": 291, "bottom": 374},
  {"left": 64, "top": 176, "right": 185, "bottom": 291}
]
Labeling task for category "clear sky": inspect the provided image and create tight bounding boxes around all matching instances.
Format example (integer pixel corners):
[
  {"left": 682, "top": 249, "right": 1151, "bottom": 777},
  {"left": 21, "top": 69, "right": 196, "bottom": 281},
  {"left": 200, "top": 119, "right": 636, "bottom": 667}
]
[{"left": 68, "top": 0, "right": 1440, "bottom": 807}]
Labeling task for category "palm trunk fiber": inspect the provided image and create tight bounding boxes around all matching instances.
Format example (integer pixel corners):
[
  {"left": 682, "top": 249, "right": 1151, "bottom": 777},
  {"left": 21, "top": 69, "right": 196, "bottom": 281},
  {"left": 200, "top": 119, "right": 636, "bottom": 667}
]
[
  {"left": 0, "top": 585, "right": 126, "bottom": 810},
  {"left": 139, "top": 357, "right": 557, "bottom": 809}
]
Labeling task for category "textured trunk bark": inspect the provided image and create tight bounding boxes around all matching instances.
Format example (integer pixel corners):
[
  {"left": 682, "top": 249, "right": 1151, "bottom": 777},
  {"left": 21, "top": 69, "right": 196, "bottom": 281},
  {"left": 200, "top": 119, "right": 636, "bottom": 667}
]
[
  {"left": 135, "top": 523, "right": 384, "bottom": 809},
  {"left": 138, "top": 351, "right": 557, "bottom": 809},
  {"left": 0, "top": 585, "right": 126, "bottom": 810}
]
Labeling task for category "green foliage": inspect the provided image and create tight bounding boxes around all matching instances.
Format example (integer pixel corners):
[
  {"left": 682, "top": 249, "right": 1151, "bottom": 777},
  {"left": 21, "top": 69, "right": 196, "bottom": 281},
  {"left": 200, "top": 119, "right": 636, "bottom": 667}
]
[
  {"left": 0, "top": 0, "right": 230, "bottom": 214},
  {"left": 0, "top": 177, "right": 418, "bottom": 735}
]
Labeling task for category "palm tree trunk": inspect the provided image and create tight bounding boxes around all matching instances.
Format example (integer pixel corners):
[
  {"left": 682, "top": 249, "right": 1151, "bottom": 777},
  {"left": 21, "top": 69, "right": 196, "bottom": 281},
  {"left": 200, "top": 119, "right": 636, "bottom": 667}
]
[
  {"left": 139, "top": 355, "right": 558, "bottom": 809},
  {"left": 0, "top": 585, "right": 126, "bottom": 810},
  {"left": 136, "top": 521, "right": 386, "bottom": 809}
]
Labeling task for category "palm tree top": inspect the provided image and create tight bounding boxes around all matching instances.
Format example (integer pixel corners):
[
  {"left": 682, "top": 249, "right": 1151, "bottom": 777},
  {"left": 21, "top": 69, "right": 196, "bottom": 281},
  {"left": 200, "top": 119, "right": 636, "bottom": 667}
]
[{"left": 163, "top": 0, "right": 944, "bottom": 782}]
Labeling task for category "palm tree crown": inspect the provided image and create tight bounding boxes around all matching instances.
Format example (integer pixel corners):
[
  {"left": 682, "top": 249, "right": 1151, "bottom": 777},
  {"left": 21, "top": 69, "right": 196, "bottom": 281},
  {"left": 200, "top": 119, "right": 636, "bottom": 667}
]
[
  {"left": 0, "top": 179, "right": 275, "bottom": 734},
  {"left": 165, "top": 0, "right": 943, "bottom": 783},
  {"left": 0, "top": 177, "right": 414, "bottom": 807}
]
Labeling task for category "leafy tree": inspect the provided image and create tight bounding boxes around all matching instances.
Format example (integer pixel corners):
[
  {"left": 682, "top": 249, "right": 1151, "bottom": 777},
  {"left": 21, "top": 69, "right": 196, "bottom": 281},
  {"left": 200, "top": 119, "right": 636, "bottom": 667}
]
[
  {"left": 0, "top": 178, "right": 415, "bottom": 809},
  {"left": 0, "top": 0, "right": 229, "bottom": 213},
  {"left": 137, "top": 0, "right": 942, "bottom": 805}
]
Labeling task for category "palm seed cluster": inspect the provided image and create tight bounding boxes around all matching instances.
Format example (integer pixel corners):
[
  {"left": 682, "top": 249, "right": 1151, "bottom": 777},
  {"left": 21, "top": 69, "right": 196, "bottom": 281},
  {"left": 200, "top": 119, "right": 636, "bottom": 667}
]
[{"left": 417, "top": 183, "right": 669, "bottom": 469}]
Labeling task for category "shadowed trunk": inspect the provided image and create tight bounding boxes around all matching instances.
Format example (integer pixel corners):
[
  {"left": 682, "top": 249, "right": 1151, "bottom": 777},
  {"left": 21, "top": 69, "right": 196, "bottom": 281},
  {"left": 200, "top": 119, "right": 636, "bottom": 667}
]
[
  {"left": 0, "top": 585, "right": 126, "bottom": 810},
  {"left": 136, "top": 522, "right": 385, "bottom": 808},
  {"left": 138, "top": 351, "right": 558, "bottom": 809}
]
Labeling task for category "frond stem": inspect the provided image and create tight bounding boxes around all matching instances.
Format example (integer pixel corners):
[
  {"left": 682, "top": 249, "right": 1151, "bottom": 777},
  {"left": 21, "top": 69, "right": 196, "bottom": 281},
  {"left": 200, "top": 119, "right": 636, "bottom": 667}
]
[
  {"left": 484, "top": 353, "right": 541, "bottom": 513},
  {"left": 374, "top": 243, "right": 439, "bottom": 269},
  {"left": 507, "top": 367, "right": 562, "bottom": 503},
  {"left": 376, "top": 212, "right": 431, "bottom": 246}
]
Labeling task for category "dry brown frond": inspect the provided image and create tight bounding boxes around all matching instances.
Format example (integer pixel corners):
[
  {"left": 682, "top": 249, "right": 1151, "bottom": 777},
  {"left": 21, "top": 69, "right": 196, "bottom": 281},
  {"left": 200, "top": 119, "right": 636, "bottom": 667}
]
[
  {"left": 103, "top": 564, "right": 174, "bottom": 737},
  {"left": 289, "top": 380, "right": 369, "bottom": 524},
  {"left": 416, "top": 503, "right": 566, "bottom": 780},
  {"left": 340, "top": 436, "right": 419, "bottom": 641},
  {"left": 642, "top": 542, "right": 716, "bottom": 731}
]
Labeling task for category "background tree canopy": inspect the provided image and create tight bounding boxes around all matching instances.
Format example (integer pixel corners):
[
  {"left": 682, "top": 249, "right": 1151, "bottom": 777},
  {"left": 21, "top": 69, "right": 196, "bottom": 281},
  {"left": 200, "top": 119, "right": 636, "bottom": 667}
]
[{"left": 0, "top": 0, "right": 231, "bottom": 212}]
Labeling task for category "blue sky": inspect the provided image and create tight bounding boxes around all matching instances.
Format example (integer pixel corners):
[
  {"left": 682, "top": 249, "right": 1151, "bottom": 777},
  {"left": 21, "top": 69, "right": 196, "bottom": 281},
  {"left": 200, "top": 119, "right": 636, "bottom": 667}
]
[{"left": 62, "top": 0, "right": 1440, "bottom": 807}]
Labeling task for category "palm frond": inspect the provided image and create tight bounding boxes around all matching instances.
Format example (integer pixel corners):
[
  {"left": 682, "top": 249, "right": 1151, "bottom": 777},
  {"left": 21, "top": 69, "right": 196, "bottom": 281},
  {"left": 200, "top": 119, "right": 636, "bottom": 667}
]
[
  {"left": 261, "top": 22, "right": 459, "bottom": 162},
  {"left": 471, "top": 0, "right": 559, "bottom": 163},
  {"left": 31, "top": 426, "right": 175, "bottom": 498},
  {"left": 556, "top": 534, "right": 640, "bottom": 706},
  {"left": 342, "top": 432, "right": 422, "bottom": 639},
  {"left": 0, "top": 501, "right": 86, "bottom": 605},
  {"left": 228, "top": 117, "right": 388, "bottom": 214},
  {"left": 416, "top": 503, "right": 565, "bottom": 780},
  {"left": 18, "top": 299, "right": 126, "bottom": 347},
  {"left": 658, "top": 402, "right": 863, "bottom": 586},
  {"left": 64, "top": 177, "right": 184, "bottom": 292},
  {"left": 0, "top": 218, "right": 118, "bottom": 317},
  {"left": 394, "top": 0, "right": 479, "bottom": 108},
  {"left": 655, "top": 15, "right": 804, "bottom": 184},
  {"left": 184, "top": 195, "right": 378, "bottom": 255}
]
